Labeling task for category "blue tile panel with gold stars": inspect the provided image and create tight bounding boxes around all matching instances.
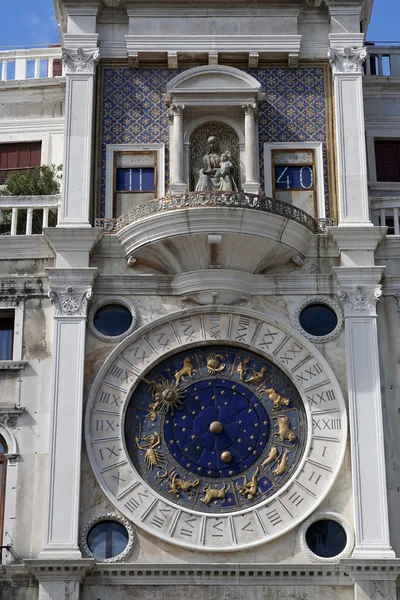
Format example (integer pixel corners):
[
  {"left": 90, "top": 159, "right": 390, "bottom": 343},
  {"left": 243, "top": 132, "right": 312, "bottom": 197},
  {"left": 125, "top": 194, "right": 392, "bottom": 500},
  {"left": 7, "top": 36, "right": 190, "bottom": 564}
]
[
  {"left": 124, "top": 346, "right": 307, "bottom": 514},
  {"left": 99, "top": 66, "right": 330, "bottom": 217}
]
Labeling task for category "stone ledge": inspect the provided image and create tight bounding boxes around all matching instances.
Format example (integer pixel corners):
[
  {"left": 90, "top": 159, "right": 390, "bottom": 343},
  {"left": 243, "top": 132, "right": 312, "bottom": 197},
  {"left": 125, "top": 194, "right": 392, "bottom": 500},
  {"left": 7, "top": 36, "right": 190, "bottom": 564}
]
[{"left": 0, "top": 361, "right": 27, "bottom": 371}]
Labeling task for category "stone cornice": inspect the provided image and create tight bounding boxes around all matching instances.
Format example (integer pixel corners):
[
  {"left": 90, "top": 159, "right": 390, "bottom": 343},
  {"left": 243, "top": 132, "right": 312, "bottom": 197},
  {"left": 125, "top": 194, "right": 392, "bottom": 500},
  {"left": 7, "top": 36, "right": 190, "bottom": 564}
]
[
  {"left": 24, "top": 559, "right": 95, "bottom": 583},
  {"left": 93, "top": 272, "right": 336, "bottom": 297},
  {"left": 328, "top": 226, "right": 387, "bottom": 252}
]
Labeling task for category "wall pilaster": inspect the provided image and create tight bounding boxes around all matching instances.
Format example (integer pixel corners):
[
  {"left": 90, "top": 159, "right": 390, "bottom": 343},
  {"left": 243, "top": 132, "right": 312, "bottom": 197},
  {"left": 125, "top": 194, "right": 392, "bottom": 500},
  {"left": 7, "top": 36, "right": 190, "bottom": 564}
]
[
  {"left": 329, "top": 47, "right": 371, "bottom": 225},
  {"left": 242, "top": 103, "right": 260, "bottom": 194},
  {"left": 333, "top": 266, "right": 394, "bottom": 559},
  {"left": 59, "top": 47, "right": 99, "bottom": 226},
  {"left": 40, "top": 269, "right": 97, "bottom": 559}
]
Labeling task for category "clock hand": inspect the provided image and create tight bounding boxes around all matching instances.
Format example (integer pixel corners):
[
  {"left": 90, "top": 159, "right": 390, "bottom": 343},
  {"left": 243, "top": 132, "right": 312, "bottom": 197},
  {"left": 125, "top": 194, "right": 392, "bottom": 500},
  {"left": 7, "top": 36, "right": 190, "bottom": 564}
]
[{"left": 125, "top": 367, "right": 185, "bottom": 413}]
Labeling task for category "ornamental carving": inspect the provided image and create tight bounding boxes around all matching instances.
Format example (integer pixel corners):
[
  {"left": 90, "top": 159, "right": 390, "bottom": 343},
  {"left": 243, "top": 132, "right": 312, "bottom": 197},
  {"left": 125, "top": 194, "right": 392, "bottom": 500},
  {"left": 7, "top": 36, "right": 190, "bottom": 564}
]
[
  {"left": 49, "top": 286, "right": 92, "bottom": 317},
  {"left": 328, "top": 47, "right": 367, "bottom": 75},
  {"left": 0, "top": 406, "right": 25, "bottom": 430},
  {"left": 338, "top": 285, "right": 382, "bottom": 316},
  {"left": 62, "top": 48, "right": 100, "bottom": 75}
]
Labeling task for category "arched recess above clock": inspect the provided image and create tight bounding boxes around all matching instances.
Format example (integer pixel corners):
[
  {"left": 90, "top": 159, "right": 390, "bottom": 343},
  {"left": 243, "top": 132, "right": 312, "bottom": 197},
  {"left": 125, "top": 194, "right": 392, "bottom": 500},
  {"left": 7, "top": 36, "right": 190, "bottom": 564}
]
[{"left": 165, "top": 65, "right": 264, "bottom": 195}]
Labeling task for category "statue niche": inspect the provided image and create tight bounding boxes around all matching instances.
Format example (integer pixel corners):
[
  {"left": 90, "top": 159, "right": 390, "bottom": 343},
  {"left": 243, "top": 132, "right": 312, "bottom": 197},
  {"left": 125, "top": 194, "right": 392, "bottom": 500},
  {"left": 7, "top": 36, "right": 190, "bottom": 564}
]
[{"left": 190, "top": 122, "right": 240, "bottom": 192}]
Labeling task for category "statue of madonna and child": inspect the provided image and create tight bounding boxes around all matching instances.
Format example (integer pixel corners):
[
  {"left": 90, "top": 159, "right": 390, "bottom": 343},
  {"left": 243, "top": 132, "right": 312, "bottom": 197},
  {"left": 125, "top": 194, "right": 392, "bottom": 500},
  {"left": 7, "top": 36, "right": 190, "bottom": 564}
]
[{"left": 194, "top": 135, "right": 238, "bottom": 192}]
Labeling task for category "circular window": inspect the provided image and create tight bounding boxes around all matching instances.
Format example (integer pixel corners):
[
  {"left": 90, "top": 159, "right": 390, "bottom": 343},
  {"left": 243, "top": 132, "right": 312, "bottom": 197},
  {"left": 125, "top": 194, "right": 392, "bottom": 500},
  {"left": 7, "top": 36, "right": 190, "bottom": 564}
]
[
  {"left": 305, "top": 519, "right": 346, "bottom": 558},
  {"left": 94, "top": 305, "right": 133, "bottom": 337},
  {"left": 299, "top": 304, "right": 337, "bottom": 337},
  {"left": 293, "top": 297, "right": 343, "bottom": 343},
  {"left": 88, "top": 297, "right": 139, "bottom": 342},
  {"left": 80, "top": 513, "right": 136, "bottom": 562},
  {"left": 87, "top": 520, "right": 129, "bottom": 559},
  {"left": 299, "top": 511, "right": 354, "bottom": 563}
]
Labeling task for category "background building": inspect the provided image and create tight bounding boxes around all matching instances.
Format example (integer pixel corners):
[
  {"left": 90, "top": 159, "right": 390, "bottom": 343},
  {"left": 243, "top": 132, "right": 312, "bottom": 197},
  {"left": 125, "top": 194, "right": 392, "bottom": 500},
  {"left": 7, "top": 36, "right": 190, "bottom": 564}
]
[{"left": 1, "top": 0, "right": 400, "bottom": 599}]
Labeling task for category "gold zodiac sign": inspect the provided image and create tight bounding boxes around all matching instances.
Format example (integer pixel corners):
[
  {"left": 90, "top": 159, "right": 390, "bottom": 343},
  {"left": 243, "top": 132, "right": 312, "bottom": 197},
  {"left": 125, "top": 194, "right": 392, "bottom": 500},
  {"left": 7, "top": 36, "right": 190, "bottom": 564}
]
[
  {"left": 174, "top": 357, "right": 197, "bottom": 384},
  {"left": 260, "top": 387, "right": 291, "bottom": 409},
  {"left": 168, "top": 473, "right": 200, "bottom": 498},
  {"left": 150, "top": 378, "right": 185, "bottom": 414},
  {"left": 273, "top": 448, "right": 290, "bottom": 475},
  {"left": 245, "top": 366, "right": 267, "bottom": 385},
  {"left": 236, "top": 467, "right": 260, "bottom": 501},
  {"left": 273, "top": 415, "right": 297, "bottom": 442},
  {"left": 135, "top": 432, "right": 165, "bottom": 469},
  {"left": 261, "top": 446, "right": 279, "bottom": 467},
  {"left": 200, "top": 482, "right": 230, "bottom": 505},
  {"left": 206, "top": 352, "right": 226, "bottom": 375},
  {"left": 237, "top": 357, "right": 251, "bottom": 381}
]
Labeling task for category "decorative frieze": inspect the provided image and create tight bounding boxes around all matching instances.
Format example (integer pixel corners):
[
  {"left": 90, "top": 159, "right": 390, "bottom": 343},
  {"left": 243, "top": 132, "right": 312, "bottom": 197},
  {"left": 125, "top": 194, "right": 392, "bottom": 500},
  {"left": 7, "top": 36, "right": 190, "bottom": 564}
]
[
  {"left": 62, "top": 47, "right": 99, "bottom": 75},
  {"left": 328, "top": 47, "right": 367, "bottom": 75}
]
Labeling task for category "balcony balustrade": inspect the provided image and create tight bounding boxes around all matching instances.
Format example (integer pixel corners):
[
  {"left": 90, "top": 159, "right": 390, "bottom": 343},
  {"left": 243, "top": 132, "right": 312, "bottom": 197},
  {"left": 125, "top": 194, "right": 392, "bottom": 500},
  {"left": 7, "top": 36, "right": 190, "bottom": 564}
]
[
  {"left": 95, "top": 192, "right": 335, "bottom": 234},
  {"left": 0, "top": 47, "right": 63, "bottom": 82},
  {"left": 365, "top": 46, "right": 400, "bottom": 77},
  {"left": 370, "top": 196, "right": 400, "bottom": 235},
  {"left": 0, "top": 195, "right": 61, "bottom": 235}
]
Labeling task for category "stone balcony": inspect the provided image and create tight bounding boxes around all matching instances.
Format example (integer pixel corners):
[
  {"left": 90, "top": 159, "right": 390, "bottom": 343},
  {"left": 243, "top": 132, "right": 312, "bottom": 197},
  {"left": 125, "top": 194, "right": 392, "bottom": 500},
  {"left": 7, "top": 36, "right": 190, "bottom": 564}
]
[{"left": 95, "top": 192, "right": 333, "bottom": 274}]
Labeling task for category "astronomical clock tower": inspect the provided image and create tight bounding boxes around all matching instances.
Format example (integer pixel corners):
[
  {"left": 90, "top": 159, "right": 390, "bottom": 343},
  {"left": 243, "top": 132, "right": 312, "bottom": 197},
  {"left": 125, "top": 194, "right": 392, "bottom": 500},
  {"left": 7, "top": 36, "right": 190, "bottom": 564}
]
[{"left": 2, "top": 0, "right": 400, "bottom": 599}]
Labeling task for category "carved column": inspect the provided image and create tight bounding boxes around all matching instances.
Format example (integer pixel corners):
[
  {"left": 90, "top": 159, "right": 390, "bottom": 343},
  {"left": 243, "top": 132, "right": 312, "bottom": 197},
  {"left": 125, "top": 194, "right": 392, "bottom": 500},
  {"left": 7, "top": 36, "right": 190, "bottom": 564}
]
[
  {"left": 242, "top": 104, "right": 260, "bottom": 194},
  {"left": 328, "top": 47, "right": 371, "bottom": 225},
  {"left": 168, "top": 104, "right": 187, "bottom": 194},
  {"left": 59, "top": 48, "right": 99, "bottom": 226},
  {"left": 334, "top": 266, "right": 395, "bottom": 559},
  {"left": 40, "top": 268, "right": 97, "bottom": 559}
]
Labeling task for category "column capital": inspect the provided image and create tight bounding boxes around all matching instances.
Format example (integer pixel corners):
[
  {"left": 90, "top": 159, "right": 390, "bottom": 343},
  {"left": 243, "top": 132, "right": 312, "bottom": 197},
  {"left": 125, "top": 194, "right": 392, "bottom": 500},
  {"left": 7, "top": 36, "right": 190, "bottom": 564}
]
[
  {"left": 242, "top": 103, "right": 258, "bottom": 116},
  {"left": 62, "top": 47, "right": 100, "bottom": 75},
  {"left": 167, "top": 103, "right": 185, "bottom": 122},
  {"left": 333, "top": 266, "right": 385, "bottom": 317},
  {"left": 328, "top": 46, "right": 367, "bottom": 75},
  {"left": 47, "top": 268, "right": 97, "bottom": 318}
]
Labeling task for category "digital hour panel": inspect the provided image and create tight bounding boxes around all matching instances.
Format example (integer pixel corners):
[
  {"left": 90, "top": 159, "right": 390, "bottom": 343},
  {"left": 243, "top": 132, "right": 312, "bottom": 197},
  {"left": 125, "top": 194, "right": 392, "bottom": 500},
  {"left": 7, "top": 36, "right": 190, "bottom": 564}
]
[{"left": 275, "top": 165, "right": 314, "bottom": 190}]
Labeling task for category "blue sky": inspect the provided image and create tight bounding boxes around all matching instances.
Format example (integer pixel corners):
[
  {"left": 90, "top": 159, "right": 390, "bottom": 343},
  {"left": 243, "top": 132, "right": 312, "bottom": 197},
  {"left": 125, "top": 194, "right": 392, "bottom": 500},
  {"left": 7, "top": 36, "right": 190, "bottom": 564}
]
[{"left": 0, "top": 0, "right": 398, "bottom": 48}]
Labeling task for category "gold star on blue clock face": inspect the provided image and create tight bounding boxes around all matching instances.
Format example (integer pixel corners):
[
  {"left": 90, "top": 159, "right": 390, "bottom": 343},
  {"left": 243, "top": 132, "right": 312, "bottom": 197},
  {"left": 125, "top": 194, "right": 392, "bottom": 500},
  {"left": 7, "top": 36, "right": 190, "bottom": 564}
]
[{"left": 125, "top": 346, "right": 307, "bottom": 513}]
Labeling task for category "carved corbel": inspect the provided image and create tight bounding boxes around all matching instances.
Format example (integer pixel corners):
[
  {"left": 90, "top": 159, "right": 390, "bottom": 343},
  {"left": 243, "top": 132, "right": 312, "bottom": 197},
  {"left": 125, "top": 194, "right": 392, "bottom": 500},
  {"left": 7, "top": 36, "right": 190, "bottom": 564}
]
[
  {"left": 62, "top": 47, "right": 99, "bottom": 75},
  {"left": 0, "top": 406, "right": 25, "bottom": 430},
  {"left": 48, "top": 285, "right": 93, "bottom": 317},
  {"left": 128, "top": 52, "right": 139, "bottom": 69},
  {"left": 208, "top": 52, "right": 218, "bottom": 65},
  {"left": 288, "top": 53, "right": 299, "bottom": 68},
  {"left": 248, "top": 52, "right": 259, "bottom": 68},
  {"left": 328, "top": 47, "right": 367, "bottom": 75},
  {"left": 168, "top": 52, "right": 178, "bottom": 69},
  {"left": 338, "top": 285, "right": 382, "bottom": 317}
]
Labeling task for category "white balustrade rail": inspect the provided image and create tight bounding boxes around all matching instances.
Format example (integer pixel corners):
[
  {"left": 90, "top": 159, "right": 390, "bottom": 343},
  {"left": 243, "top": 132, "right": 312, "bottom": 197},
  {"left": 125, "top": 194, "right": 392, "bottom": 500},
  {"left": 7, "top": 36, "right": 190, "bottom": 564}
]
[
  {"left": 0, "top": 47, "right": 63, "bottom": 82},
  {"left": 0, "top": 195, "right": 61, "bottom": 235},
  {"left": 370, "top": 197, "right": 400, "bottom": 235},
  {"left": 365, "top": 46, "right": 400, "bottom": 77}
]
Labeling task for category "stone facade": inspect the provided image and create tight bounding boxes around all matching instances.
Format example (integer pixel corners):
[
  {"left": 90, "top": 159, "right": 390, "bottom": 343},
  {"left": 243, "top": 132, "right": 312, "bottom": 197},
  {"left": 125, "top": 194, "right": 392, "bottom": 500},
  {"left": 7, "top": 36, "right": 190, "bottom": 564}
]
[{"left": 1, "top": 1, "right": 400, "bottom": 600}]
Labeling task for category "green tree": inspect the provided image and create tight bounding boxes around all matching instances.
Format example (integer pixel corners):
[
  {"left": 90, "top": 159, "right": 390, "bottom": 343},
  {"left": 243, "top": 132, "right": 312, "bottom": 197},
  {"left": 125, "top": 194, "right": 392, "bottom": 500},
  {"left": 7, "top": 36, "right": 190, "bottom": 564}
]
[{"left": 1, "top": 165, "right": 62, "bottom": 234}]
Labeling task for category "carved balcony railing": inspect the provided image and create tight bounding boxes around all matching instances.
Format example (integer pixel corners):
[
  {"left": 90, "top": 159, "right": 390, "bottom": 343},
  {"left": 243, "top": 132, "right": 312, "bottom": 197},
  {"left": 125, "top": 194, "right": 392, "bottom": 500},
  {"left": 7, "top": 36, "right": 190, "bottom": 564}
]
[
  {"left": 0, "top": 47, "right": 63, "bottom": 82},
  {"left": 0, "top": 195, "right": 61, "bottom": 235},
  {"left": 95, "top": 192, "right": 335, "bottom": 234},
  {"left": 365, "top": 46, "right": 400, "bottom": 77},
  {"left": 370, "top": 196, "right": 400, "bottom": 235}
]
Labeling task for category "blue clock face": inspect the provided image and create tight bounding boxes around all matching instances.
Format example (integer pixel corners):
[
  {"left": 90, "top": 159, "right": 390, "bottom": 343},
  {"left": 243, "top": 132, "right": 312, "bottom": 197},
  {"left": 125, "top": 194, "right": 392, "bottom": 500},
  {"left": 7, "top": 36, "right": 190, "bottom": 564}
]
[{"left": 125, "top": 346, "right": 307, "bottom": 513}]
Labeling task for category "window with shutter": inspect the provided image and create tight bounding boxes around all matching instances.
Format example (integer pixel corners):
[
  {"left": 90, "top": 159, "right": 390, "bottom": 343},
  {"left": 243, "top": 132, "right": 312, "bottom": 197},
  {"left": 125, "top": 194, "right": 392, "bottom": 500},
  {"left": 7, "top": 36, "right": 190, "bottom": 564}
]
[
  {"left": 0, "top": 142, "right": 42, "bottom": 184},
  {"left": 375, "top": 140, "right": 400, "bottom": 182}
]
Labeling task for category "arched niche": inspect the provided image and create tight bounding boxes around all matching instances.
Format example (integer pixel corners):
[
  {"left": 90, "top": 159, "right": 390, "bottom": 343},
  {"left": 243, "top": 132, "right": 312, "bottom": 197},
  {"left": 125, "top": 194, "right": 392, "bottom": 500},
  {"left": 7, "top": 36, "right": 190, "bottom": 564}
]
[{"left": 166, "top": 66, "right": 264, "bottom": 195}]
